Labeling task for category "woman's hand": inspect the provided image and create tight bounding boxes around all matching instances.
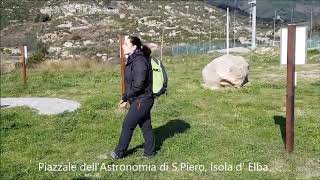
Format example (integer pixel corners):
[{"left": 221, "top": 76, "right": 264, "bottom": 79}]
[{"left": 119, "top": 100, "right": 128, "bottom": 109}]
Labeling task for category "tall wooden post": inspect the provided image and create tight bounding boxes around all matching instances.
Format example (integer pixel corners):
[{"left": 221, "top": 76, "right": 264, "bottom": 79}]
[
  {"left": 119, "top": 35, "right": 126, "bottom": 97},
  {"left": 286, "top": 24, "right": 296, "bottom": 153},
  {"left": 20, "top": 46, "right": 27, "bottom": 86}
]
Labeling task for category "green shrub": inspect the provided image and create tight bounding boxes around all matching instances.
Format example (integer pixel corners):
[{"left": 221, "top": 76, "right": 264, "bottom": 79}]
[
  {"left": 71, "top": 34, "right": 82, "bottom": 41},
  {"left": 27, "top": 41, "right": 48, "bottom": 65},
  {"left": 27, "top": 51, "right": 46, "bottom": 65},
  {"left": 308, "top": 49, "right": 320, "bottom": 56},
  {"left": 33, "top": 13, "right": 51, "bottom": 23}
]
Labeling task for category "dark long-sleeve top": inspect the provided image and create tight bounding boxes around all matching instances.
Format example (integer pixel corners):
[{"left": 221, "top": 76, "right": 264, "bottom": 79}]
[{"left": 121, "top": 49, "right": 153, "bottom": 102}]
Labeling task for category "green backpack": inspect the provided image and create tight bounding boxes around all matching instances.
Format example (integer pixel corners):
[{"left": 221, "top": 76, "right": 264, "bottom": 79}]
[{"left": 151, "top": 57, "right": 168, "bottom": 97}]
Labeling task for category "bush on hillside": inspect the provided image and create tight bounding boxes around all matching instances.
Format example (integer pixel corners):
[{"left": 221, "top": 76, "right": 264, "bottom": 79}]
[
  {"left": 33, "top": 13, "right": 51, "bottom": 23},
  {"left": 27, "top": 41, "right": 48, "bottom": 65}
]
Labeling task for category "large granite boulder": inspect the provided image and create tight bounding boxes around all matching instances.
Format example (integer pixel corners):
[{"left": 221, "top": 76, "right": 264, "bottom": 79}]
[{"left": 202, "top": 55, "right": 249, "bottom": 89}]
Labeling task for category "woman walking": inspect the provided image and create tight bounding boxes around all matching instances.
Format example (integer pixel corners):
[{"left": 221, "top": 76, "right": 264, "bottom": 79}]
[{"left": 111, "top": 36, "right": 155, "bottom": 159}]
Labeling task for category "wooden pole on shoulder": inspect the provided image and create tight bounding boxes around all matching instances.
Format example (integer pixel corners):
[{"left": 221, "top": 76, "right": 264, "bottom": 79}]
[{"left": 119, "top": 35, "right": 125, "bottom": 97}]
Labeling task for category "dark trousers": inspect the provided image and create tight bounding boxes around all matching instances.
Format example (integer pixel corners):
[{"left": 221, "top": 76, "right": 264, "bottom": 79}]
[{"left": 115, "top": 97, "right": 155, "bottom": 157}]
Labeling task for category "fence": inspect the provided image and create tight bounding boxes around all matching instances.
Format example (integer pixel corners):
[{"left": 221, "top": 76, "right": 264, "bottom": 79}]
[
  {"left": 307, "top": 36, "right": 320, "bottom": 49},
  {"left": 166, "top": 35, "right": 320, "bottom": 56}
]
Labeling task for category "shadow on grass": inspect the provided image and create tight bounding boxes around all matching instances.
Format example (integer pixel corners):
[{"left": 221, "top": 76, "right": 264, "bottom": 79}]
[
  {"left": 126, "top": 119, "right": 190, "bottom": 156},
  {"left": 274, "top": 116, "right": 286, "bottom": 145}
]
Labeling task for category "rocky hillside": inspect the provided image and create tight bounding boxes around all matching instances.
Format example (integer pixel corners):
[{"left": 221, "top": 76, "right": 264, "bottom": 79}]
[
  {"left": 0, "top": 0, "right": 274, "bottom": 62},
  {"left": 209, "top": 0, "right": 320, "bottom": 22}
]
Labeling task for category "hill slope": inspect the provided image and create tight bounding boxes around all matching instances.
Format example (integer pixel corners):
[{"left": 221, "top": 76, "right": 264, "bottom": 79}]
[{"left": 1, "top": 0, "right": 274, "bottom": 61}]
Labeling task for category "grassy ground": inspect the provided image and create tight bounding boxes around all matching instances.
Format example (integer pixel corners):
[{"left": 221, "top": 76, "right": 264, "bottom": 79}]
[{"left": 1, "top": 54, "right": 319, "bottom": 179}]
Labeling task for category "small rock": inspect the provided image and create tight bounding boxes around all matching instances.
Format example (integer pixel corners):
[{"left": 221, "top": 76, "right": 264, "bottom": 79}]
[
  {"left": 102, "top": 56, "right": 108, "bottom": 61},
  {"left": 83, "top": 40, "right": 95, "bottom": 46},
  {"left": 57, "top": 21, "right": 72, "bottom": 28},
  {"left": 119, "top": 13, "right": 126, "bottom": 19},
  {"left": 108, "top": 39, "right": 114, "bottom": 44},
  {"left": 70, "top": 25, "right": 91, "bottom": 31},
  {"left": 63, "top": 42, "right": 73, "bottom": 48},
  {"left": 48, "top": 47, "right": 62, "bottom": 55},
  {"left": 61, "top": 50, "right": 71, "bottom": 57}
]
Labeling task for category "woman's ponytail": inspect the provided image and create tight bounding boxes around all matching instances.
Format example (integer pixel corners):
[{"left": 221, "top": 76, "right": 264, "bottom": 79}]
[
  {"left": 141, "top": 45, "right": 151, "bottom": 59},
  {"left": 128, "top": 36, "right": 152, "bottom": 59}
]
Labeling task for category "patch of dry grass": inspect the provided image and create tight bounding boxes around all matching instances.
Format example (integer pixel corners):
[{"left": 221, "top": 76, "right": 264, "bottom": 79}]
[{"left": 34, "top": 58, "right": 114, "bottom": 72}]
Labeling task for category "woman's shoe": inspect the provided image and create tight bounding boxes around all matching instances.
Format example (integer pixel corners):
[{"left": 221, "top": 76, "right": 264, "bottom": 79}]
[
  {"left": 143, "top": 153, "right": 156, "bottom": 159},
  {"left": 110, "top": 151, "right": 120, "bottom": 159}
]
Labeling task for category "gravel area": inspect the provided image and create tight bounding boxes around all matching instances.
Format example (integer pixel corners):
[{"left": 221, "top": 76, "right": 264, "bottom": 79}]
[{"left": 0, "top": 97, "right": 80, "bottom": 115}]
